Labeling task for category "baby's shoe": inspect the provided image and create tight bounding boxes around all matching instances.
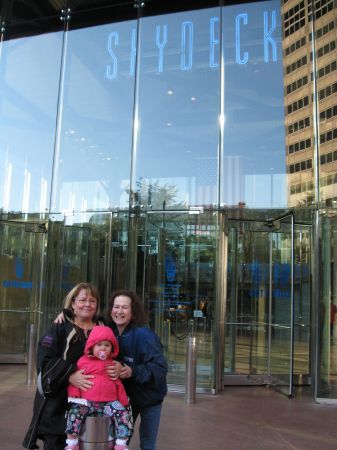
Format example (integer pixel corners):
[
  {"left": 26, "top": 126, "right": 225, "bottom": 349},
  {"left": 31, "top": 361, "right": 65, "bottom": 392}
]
[
  {"left": 114, "top": 445, "right": 128, "bottom": 450},
  {"left": 64, "top": 446, "right": 79, "bottom": 450}
]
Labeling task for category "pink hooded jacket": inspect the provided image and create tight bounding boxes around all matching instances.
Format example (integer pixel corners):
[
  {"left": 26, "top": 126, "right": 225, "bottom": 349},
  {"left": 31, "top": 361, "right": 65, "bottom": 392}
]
[{"left": 67, "top": 325, "right": 129, "bottom": 406}]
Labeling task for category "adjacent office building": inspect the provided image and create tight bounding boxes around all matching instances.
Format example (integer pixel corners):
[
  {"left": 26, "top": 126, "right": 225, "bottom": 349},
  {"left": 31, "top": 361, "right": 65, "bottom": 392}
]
[{"left": 0, "top": 0, "right": 336, "bottom": 403}]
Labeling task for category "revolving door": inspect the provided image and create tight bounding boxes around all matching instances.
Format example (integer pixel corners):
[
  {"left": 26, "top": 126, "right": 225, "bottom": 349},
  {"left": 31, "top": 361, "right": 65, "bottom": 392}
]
[{"left": 225, "top": 213, "right": 296, "bottom": 396}]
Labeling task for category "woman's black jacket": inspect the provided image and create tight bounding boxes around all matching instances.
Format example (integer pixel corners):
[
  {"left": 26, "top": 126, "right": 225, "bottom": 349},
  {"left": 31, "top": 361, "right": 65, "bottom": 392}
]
[{"left": 22, "top": 317, "right": 98, "bottom": 449}]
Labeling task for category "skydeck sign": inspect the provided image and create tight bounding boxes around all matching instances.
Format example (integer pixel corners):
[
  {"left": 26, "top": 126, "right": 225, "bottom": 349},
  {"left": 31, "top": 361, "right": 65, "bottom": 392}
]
[{"left": 105, "top": 10, "right": 278, "bottom": 80}]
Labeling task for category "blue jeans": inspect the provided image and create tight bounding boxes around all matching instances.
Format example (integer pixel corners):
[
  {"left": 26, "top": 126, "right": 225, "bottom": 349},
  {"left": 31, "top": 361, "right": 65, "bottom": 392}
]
[{"left": 132, "top": 403, "right": 162, "bottom": 450}]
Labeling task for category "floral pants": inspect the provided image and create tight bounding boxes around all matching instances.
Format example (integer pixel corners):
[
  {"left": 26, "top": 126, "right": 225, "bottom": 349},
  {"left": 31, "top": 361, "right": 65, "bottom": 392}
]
[{"left": 65, "top": 400, "right": 133, "bottom": 440}]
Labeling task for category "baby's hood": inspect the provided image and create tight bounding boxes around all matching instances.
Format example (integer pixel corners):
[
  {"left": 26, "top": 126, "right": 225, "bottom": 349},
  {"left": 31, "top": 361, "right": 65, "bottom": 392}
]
[{"left": 84, "top": 325, "right": 119, "bottom": 358}]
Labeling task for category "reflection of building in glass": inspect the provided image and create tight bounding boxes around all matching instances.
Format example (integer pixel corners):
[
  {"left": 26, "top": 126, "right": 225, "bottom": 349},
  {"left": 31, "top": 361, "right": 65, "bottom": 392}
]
[{"left": 283, "top": 0, "right": 337, "bottom": 207}]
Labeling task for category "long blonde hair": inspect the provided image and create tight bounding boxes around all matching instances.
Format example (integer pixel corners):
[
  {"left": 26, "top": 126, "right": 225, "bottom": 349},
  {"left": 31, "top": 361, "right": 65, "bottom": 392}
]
[{"left": 63, "top": 282, "right": 100, "bottom": 321}]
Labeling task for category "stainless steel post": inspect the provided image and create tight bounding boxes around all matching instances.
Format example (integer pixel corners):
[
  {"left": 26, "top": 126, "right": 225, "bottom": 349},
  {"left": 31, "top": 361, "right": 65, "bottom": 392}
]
[
  {"left": 26, "top": 323, "right": 37, "bottom": 385},
  {"left": 79, "top": 416, "right": 110, "bottom": 450},
  {"left": 185, "top": 336, "right": 197, "bottom": 404}
]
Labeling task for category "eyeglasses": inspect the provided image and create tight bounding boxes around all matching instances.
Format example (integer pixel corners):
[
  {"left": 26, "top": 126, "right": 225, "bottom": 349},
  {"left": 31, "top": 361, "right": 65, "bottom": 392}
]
[{"left": 75, "top": 298, "right": 97, "bottom": 306}]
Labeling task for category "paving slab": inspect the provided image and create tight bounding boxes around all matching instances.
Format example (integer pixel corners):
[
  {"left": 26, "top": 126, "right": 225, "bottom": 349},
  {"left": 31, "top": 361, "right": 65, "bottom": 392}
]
[{"left": 1, "top": 364, "right": 337, "bottom": 450}]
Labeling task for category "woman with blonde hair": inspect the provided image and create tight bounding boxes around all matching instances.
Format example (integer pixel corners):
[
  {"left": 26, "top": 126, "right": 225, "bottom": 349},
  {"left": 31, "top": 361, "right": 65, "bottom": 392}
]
[{"left": 23, "top": 282, "right": 104, "bottom": 450}]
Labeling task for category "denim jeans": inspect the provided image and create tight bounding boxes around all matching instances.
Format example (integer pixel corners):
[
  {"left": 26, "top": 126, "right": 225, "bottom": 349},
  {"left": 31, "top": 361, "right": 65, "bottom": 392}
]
[{"left": 132, "top": 403, "right": 162, "bottom": 450}]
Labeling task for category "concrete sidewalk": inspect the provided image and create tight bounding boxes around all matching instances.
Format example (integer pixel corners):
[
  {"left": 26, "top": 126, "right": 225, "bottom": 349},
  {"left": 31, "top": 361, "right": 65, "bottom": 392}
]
[{"left": 1, "top": 364, "right": 337, "bottom": 450}]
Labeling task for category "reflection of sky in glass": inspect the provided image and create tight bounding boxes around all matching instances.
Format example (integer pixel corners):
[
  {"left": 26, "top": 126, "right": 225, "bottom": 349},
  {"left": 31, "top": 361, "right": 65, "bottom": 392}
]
[
  {"left": 53, "top": 20, "right": 136, "bottom": 212},
  {"left": 135, "top": 7, "right": 221, "bottom": 208},
  {"left": 222, "top": 0, "right": 286, "bottom": 207},
  {"left": 0, "top": 1, "right": 287, "bottom": 213},
  {"left": 0, "top": 33, "right": 62, "bottom": 212},
  {"left": 135, "top": 1, "right": 286, "bottom": 209}
]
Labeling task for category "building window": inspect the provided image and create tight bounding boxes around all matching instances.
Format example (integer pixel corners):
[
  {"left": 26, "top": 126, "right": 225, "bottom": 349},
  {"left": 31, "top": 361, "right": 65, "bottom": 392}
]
[
  {"left": 288, "top": 159, "right": 312, "bottom": 173},
  {"left": 319, "top": 81, "right": 337, "bottom": 100},
  {"left": 288, "top": 117, "right": 310, "bottom": 134},
  {"left": 308, "top": 0, "right": 334, "bottom": 21},
  {"left": 285, "top": 36, "right": 306, "bottom": 56},
  {"left": 320, "top": 128, "right": 337, "bottom": 144},
  {"left": 286, "top": 75, "right": 308, "bottom": 94},
  {"left": 287, "top": 96, "right": 309, "bottom": 114},
  {"left": 320, "top": 105, "right": 337, "bottom": 122}
]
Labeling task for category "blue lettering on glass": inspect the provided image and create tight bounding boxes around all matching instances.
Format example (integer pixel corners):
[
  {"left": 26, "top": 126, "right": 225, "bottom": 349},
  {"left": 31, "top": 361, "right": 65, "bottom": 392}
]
[
  {"left": 62, "top": 264, "right": 70, "bottom": 279},
  {"left": 210, "top": 17, "right": 219, "bottom": 68},
  {"left": 105, "top": 11, "right": 278, "bottom": 79},
  {"left": 15, "top": 257, "right": 24, "bottom": 278},
  {"left": 3, "top": 257, "right": 33, "bottom": 288},
  {"left": 273, "top": 263, "right": 290, "bottom": 287},
  {"left": 236, "top": 13, "right": 249, "bottom": 65},
  {"left": 106, "top": 31, "right": 118, "bottom": 80},
  {"left": 3, "top": 280, "right": 33, "bottom": 288},
  {"left": 155, "top": 24, "right": 168, "bottom": 73},
  {"left": 181, "top": 21, "right": 193, "bottom": 71},
  {"left": 130, "top": 28, "right": 137, "bottom": 77},
  {"left": 165, "top": 255, "right": 176, "bottom": 282},
  {"left": 250, "top": 288, "right": 290, "bottom": 299},
  {"left": 273, "top": 289, "right": 291, "bottom": 298},
  {"left": 251, "top": 262, "right": 260, "bottom": 284},
  {"left": 264, "top": 10, "right": 277, "bottom": 62}
]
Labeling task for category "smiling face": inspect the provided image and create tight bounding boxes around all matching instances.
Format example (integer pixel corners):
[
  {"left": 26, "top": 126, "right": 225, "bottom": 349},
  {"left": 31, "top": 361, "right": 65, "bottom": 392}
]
[
  {"left": 111, "top": 295, "right": 132, "bottom": 334},
  {"left": 72, "top": 288, "right": 98, "bottom": 324}
]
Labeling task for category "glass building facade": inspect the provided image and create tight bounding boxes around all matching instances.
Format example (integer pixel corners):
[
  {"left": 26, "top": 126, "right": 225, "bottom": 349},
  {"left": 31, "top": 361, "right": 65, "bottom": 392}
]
[{"left": 0, "top": 0, "right": 336, "bottom": 402}]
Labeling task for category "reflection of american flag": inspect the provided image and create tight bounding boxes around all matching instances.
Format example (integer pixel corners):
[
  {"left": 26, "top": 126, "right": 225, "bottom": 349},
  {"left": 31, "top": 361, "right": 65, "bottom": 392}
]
[
  {"left": 222, "top": 156, "right": 243, "bottom": 206},
  {"left": 196, "top": 157, "right": 217, "bottom": 206}
]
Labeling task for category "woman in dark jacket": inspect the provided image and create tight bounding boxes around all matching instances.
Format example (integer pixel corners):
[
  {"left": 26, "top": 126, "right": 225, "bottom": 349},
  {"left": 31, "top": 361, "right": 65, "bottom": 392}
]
[
  {"left": 107, "top": 289, "right": 168, "bottom": 450},
  {"left": 23, "top": 282, "right": 103, "bottom": 450}
]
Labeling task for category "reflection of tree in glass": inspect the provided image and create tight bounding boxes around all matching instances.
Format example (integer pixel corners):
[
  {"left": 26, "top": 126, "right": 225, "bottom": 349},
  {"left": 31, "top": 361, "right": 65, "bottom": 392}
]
[{"left": 128, "top": 179, "right": 184, "bottom": 209}]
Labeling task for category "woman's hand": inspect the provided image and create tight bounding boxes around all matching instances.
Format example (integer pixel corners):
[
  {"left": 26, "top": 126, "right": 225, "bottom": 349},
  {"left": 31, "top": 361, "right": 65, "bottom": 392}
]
[
  {"left": 54, "top": 312, "right": 65, "bottom": 324},
  {"left": 120, "top": 364, "right": 132, "bottom": 379},
  {"left": 106, "top": 361, "right": 122, "bottom": 380},
  {"left": 106, "top": 361, "right": 132, "bottom": 379},
  {"left": 69, "top": 369, "right": 94, "bottom": 391}
]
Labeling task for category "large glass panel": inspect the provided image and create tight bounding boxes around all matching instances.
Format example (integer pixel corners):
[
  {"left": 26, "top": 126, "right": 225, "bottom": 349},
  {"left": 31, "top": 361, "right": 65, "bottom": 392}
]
[
  {"left": 269, "top": 213, "right": 294, "bottom": 396},
  {"left": 221, "top": 1, "right": 287, "bottom": 208},
  {"left": 282, "top": 0, "right": 317, "bottom": 208},
  {"left": 293, "top": 223, "right": 311, "bottom": 381},
  {"left": 41, "top": 211, "right": 129, "bottom": 328},
  {"left": 226, "top": 220, "right": 271, "bottom": 381},
  {"left": 0, "top": 218, "right": 46, "bottom": 362},
  {"left": 50, "top": 6, "right": 137, "bottom": 212},
  {"left": 135, "top": 211, "right": 217, "bottom": 390},
  {"left": 316, "top": 212, "right": 337, "bottom": 401},
  {"left": 133, "top": 7, "right": 221, "bottom": 209},
  {"left": 313, "top": 0, "right": 337, "bottom": 207},
  {"left": 0, "top": 28, "right": 63, "bottom": 213}
]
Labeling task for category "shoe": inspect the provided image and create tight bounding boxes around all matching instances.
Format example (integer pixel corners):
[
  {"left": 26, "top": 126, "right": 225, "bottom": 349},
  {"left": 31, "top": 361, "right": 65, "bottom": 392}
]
[
  {"left": 64, "top": 446, "right": 79, "bottom": 450},
  {"left": 114, "top": 445, "right": 128, "bottom": 450}
]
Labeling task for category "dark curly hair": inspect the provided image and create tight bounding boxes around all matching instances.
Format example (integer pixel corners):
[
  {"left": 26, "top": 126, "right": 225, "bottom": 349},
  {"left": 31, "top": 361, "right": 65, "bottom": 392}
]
[{"left": 107, "top": 289, "right": 147, "bottom": 327}]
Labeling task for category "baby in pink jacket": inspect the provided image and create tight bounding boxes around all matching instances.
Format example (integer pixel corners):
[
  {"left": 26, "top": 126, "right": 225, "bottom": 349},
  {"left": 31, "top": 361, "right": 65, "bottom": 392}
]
[{"left": 65, "top": 326, "right": 133, "bottom": 450}]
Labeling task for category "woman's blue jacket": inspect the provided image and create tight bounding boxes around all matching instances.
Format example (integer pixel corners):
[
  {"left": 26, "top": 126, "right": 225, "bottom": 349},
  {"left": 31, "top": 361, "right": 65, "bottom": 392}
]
[{"left": 111, "top": 322, "right": 168, "bottom": 408}]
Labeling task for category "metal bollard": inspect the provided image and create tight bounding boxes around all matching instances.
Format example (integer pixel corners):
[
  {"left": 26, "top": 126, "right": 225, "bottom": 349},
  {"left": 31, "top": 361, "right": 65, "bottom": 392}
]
[
  {"left": 79, "top": 416, "right": 110, "bottom": 450},
  {"left": 27, "top": 324, "right": 37, "bottom": 386},
  {"left": 185, "top": 336, "right": 197, "bottom": 404}
]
